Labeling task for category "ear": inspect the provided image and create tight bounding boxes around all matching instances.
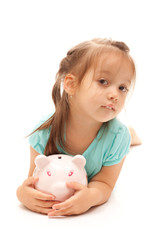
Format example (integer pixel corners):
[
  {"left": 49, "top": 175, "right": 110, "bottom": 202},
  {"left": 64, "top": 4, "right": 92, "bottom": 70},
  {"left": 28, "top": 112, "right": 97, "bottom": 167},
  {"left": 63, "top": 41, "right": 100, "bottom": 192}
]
[
  {"left": 35, "top": 155, "right": 50, "bottom": 170},
  {"left": 72, "top": 155, "right": 86, "bottom": 168},
  {"left": 63, "top": 74, "right": 77, "bottom": 96}
]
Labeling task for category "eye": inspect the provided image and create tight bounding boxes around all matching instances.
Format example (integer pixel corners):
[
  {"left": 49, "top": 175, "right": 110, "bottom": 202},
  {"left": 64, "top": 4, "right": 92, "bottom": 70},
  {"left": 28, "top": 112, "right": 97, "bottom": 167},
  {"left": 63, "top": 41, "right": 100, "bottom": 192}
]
[
  {"left": 98, "top": 79, "right": 108, "bottom": 85},
  {"left": 68, "top": 170, "right": 74, "bottom": 177},
  {"left": 119, "top": 86, "right": 129, "bottom": 92},
  {"left": 46, "top": 169, "right": 51, "bottom": 176}
]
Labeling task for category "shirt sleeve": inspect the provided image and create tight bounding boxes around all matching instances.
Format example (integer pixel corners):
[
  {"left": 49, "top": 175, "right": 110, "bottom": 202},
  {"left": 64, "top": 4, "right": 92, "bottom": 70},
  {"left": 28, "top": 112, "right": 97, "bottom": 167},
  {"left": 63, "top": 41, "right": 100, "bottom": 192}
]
[
  {"left": 28, "top": 114, "right": 52, "bottom": 154},
  {"left": 103, "top": 125, "right": 131, "bottom": 166},
  {"left": 29, "top": 128, "right": 50, "bottom": 154}
]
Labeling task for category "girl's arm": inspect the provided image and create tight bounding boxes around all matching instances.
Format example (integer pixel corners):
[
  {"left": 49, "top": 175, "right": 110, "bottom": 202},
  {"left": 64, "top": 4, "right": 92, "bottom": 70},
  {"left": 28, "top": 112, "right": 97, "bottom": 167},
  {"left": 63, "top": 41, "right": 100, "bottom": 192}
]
[
  {"left": 48, "top": 157, "right": 125, "bottom": 217},
  {"left": 28, "top": 146, "right": 39, "bottom": 176},
  {"left": 88, "top": 157, "right": 125, "bottom": 206}
]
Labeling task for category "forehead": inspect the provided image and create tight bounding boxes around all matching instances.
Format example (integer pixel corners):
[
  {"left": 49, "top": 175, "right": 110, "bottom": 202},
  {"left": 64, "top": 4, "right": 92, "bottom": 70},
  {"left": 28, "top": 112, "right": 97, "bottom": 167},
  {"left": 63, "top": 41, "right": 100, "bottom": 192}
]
[{"left": 94, "top": 50, "right": 134, "bottom": 81}]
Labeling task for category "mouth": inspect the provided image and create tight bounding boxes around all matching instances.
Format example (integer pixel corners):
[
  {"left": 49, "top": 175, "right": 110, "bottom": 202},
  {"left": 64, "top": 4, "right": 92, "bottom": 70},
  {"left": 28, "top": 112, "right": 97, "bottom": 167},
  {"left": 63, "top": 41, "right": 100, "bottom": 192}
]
[{"left": 102, "top": 104, "right": 115, "bottom": 111}]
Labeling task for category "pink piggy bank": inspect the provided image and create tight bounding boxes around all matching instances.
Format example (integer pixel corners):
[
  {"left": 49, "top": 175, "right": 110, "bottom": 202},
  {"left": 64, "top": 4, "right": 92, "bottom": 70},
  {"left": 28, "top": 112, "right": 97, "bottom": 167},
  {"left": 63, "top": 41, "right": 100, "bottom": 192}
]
[{"left": 34, "top": 154, "right": 88, "bottom": 202}]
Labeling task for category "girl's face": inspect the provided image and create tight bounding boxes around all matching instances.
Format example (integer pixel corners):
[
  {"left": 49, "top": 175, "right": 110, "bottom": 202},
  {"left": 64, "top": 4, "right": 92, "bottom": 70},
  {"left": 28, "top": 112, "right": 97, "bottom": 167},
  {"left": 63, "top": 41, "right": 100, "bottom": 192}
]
[{"left": 72, "top": 51, "right": 134, "bottom": 124}]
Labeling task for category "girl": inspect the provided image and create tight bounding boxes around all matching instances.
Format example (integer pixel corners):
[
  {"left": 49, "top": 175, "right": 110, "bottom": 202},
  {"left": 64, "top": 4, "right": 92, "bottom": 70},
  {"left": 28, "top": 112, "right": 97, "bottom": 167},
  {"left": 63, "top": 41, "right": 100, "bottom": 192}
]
[{"left": 16, "top": 38, "right": 141, "bottom": 217}]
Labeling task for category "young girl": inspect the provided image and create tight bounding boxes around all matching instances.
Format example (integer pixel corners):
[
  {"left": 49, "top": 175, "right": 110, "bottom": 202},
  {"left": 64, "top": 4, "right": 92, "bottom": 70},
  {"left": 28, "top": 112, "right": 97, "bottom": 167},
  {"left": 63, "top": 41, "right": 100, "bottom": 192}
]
[{"left": 16, "top": 38, "right": 141, "bottom": 217}]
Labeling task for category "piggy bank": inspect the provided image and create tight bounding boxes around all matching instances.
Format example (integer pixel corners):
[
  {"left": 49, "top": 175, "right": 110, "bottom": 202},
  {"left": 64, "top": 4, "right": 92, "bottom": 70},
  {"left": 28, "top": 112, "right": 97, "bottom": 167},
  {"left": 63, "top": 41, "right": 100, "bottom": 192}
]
[{"left": 33, "top": 154, "right": 88, "bottom": 201}]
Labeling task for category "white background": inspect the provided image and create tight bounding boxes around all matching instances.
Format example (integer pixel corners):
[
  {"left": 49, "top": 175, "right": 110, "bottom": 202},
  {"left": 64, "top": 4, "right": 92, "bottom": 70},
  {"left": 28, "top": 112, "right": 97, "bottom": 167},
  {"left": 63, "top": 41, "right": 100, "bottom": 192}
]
[{"left": 0, "top": 0, "right": 160, "bottom": 239}]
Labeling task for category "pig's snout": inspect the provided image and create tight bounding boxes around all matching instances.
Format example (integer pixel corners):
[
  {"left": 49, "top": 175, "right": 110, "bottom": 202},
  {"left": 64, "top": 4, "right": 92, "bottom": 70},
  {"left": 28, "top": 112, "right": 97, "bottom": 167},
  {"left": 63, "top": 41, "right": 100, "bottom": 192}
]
[{"left": 53, "top": 182, "right": 74, "bottom": 202}]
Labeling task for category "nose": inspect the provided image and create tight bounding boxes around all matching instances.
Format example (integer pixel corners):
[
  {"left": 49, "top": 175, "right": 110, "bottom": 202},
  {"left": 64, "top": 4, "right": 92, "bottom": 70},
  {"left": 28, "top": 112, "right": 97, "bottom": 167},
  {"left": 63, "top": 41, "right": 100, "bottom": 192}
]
[{"left": 107, "top": 88, "right": 118, "bottom": 102}]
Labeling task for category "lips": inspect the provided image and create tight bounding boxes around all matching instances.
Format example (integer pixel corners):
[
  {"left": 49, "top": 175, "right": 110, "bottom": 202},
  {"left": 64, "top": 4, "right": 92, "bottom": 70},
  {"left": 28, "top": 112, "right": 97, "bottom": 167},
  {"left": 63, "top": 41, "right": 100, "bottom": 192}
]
[{"left": 102, "top": 104, "right": 115, "bottom": 111}]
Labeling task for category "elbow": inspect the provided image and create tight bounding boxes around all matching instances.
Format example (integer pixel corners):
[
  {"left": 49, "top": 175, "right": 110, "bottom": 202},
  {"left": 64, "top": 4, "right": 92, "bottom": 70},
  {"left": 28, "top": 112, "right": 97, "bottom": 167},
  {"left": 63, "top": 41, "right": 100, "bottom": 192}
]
[
  {"left": 16, "top": 185, "right": 22, "bottom": 202},
  {"left": 101, "top": 183, "right": 113, "bottom": 204}
]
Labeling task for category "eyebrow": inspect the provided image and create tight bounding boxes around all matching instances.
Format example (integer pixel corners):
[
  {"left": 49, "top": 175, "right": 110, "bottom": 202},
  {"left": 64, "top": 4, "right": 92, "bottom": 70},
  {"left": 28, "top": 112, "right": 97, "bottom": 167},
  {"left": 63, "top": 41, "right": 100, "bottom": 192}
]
[
  {"left": 127, "top": 79, "right": 132, "bottom": 84},
  {"left": 97, "top": 70, "right": 111, "bottom": 74},
  {"left": 95, "top": 70, "right": 112, "bottom": 77}
]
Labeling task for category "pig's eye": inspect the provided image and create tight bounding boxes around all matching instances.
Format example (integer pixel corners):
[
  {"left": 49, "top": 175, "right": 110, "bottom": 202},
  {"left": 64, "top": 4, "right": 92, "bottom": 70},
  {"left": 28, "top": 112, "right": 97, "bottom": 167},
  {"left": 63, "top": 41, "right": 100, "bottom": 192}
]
[
  {"left": 68, "top": 170, "right": 74, "bottom": 177},
  {"left": 46, "top": 169, "right": 51, "bottom": 176}
]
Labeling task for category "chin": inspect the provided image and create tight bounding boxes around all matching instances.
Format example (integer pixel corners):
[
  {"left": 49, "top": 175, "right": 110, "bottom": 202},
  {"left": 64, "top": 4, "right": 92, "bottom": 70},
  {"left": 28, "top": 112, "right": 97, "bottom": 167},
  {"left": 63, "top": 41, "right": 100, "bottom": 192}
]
[{"left": 99, "top": 115, "right": 116, "bottom": 123}]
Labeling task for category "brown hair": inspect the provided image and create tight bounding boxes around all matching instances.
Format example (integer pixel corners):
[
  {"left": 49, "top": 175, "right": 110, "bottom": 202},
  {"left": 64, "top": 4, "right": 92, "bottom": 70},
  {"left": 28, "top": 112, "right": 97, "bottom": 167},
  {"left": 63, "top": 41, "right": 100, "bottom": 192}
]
[{"left": 31, "top": 38, "right": 136, "bottom": 156}]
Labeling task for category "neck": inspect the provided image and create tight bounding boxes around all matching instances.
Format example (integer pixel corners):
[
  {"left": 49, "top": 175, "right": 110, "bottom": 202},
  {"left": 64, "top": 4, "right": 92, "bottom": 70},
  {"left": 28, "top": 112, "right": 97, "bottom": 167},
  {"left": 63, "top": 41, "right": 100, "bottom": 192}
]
[
  {"left": 65, "top": 109, "right": 103, "bottom": 155},
  {"left": 66, "top": 109, "right": 102, "bottom": 138}
]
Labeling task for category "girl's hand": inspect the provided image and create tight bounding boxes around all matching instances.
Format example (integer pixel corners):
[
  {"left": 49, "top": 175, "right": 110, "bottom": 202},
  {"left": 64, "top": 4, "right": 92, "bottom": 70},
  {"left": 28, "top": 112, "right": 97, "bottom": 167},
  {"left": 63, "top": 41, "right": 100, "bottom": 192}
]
[
  {"left": 17, "top": 176, "right": 60, "bottom": 215},
  {"left": 48, "top": 182, "right": 93, "bottom": 217}
]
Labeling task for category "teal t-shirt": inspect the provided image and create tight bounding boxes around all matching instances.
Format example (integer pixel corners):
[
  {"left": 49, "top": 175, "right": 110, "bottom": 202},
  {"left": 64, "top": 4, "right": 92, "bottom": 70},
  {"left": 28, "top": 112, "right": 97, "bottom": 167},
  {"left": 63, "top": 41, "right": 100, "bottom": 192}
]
[{"left": 29, "top": 114, "right": 131, "bottom": 181}]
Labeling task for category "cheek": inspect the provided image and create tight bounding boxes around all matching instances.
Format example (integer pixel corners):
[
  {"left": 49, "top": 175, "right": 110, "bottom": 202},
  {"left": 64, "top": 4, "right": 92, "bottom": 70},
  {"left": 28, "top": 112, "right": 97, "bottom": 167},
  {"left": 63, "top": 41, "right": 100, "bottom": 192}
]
[
  {"left": 121, "top": 94, "right": 127, "bottom": 103},
  {"left": 88, "top": 87, "right": 103, "bottom": 102},
  {"left": 117, "top": 95, "right": 127, "bottom": 109}
]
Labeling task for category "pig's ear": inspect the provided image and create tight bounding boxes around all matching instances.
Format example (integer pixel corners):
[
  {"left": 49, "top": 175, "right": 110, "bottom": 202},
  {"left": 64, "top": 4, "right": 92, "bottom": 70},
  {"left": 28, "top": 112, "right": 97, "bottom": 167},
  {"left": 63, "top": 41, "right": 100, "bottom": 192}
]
[
  {"left": 35, "top": 155, "right": 50, "bottom": 170},
  {"left": 72, "top": 155, "right": 86, "bottom": 168}
]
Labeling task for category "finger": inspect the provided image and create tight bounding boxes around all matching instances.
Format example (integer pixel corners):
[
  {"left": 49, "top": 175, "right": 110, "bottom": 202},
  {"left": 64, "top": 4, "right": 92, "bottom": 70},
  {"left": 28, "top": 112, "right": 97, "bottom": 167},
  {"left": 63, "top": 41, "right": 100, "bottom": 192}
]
[
  {"left": 23, "top": 176, "right": 39, "bottom": 186},
  {"left": 24, "top": 200, "right": 53, "bottom": 215},
  {"left": 34, "top": 189, "right": 56, "bottom": 201},
  {"left": 52, "top": 200, "right": 72, "bottom": 211},
  {"left": 48, "top": 207, "right": 73, "bottom": 217},
  {"left": 52, "top": 195, "right": 75, "bottom": 210},
  {"left": 33, "top": 205, "right": 53, "bottom": 215},
  {"left": 52, "top": 201, "right": 62, "bottom": 205},
  {"left": 34, "top": 199, "right": 61, "bottom": 208},
  {"left": 35, "top": 199, "right": 61, "bottom": 208},
  {"left": 66, "top": 182, "right": 84, "bottom": 191}
]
